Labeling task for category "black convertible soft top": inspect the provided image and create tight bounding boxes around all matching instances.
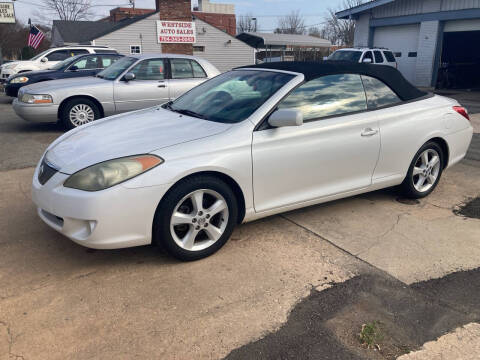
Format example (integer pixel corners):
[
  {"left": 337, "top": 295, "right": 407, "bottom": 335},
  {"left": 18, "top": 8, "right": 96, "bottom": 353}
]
[{"left": 238, "top": 61, "right": 427, "bottom": 102}]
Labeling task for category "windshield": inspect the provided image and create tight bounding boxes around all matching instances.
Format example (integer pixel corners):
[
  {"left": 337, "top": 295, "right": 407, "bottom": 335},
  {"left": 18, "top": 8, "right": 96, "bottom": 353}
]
[
  {"left": 328, "top": 50, "right": 363, "bottom": 62},
  {"left": 30, "top": 49, "right": 51, "bottom": 61},
  {"left": 96, "top": 56, "right": 137, "bottom": 80},
  {"left": 167, "top": 70, "right": 294, "bottom": 124},
  {"left": 50, "top": 55, "right": 82, "bottom": 70}
]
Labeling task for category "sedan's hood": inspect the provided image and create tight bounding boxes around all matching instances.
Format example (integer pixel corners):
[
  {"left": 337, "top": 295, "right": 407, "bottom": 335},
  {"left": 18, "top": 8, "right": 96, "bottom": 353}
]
[
  {"left": 46, "top": 107, "right": 232, "bottom": 174},
  {"left": 22, "top": 76, "right": 105, "bottom": 93},
  {"left": 11, "top": 69, "right": 55, "bottom": 79}
]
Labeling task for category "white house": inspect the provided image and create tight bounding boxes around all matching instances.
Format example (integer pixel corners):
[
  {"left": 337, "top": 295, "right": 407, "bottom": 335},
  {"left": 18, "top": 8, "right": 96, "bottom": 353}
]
[{"left": 337, "top": 0, "right": 480, "bottom": 88}]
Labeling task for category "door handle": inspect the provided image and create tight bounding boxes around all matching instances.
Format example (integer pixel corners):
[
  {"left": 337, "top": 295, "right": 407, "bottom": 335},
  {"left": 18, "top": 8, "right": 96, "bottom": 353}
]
[
  {"left": 361, "top": 128, "right": 378, "bottom": 137},
  {"left": 158, "top": 81, "right": 166, "bottom": 88}
]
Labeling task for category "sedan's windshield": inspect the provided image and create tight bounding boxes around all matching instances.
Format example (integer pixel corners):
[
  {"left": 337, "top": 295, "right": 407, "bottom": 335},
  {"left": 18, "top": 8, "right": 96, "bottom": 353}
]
[
  {"left": 168, "top": 70, "right": 294, "bottom": 123},
  {"left": 96, "top": 56, "right": 137, "bottom": 80},
  {"left": 328, "top": 51, "right": 363, "bottom": 62},
  {"left": 50, "top": 55, "right": 82, "bottom": 71}
]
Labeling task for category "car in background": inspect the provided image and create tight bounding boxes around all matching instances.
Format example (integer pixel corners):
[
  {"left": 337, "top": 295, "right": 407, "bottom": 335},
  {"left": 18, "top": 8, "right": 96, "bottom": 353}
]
[
  {"left": 328, "top": 48, "right": 397, "bottom": 68},
  {"left": 13, "top": 54, "right": 221, "bottom": 129},
  {"left": 31, "top": 61, "right": 473, "bottom": 260},
  {"left": 0, "top": 45, "right": 117, "bottom": 83},
  {"left": 5, "top": 53, "right": 123, "bottom": 98}
]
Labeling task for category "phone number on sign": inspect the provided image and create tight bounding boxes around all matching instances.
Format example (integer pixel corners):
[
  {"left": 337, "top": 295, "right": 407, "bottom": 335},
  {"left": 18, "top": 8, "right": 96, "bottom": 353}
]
[{"left": 158, "top": 36, "right": 195, "bottom": 43}]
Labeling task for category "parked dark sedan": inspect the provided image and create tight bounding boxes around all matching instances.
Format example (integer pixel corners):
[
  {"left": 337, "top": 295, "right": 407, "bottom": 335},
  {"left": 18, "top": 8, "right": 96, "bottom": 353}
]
[{"left": 5, "top": 53, "right": 123, "bottom": 97}]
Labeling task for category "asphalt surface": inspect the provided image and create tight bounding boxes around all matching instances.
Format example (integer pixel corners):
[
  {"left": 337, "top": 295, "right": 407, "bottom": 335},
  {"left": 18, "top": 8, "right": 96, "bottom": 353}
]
[
  {"left": 0, "top": 91, "right": 479, "bottom": 359},
  {"left": 225, "top": 269, "right": 480, "bottom": 360}
]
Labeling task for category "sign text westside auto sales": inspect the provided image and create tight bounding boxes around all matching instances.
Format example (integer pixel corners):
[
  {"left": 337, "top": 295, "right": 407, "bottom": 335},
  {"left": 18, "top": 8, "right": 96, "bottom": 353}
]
[{"left": 156, "top": 21, "right": 196, "bottom": 43}]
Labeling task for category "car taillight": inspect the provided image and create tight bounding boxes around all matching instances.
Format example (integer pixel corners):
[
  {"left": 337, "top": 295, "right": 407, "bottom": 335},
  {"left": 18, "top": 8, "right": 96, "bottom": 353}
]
[{"left": 453, "top": 106, "right": 470, "bottom": 121}]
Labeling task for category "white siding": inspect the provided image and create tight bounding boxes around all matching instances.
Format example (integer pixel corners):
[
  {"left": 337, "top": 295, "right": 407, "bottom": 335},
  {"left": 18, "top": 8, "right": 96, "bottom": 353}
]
[
  {"left": 193, "top": 18, "right": 255, "bottom": 72},
  {"left": 94, "top": 13, "right": 162, "bottom": 55},
  {"left": 354, "top": 13, "right": 370, "bottom": 47}
]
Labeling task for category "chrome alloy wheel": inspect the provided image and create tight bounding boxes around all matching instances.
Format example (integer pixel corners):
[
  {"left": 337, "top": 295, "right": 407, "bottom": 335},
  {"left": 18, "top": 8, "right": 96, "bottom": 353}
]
[
  {"left": 170, "top": 189, "right": 229, "bottom": 251},
  {"left": 69, "top": 104, "right": 95, "bottom": 126},
  {"left": 412, "top": 149, "right": 441, "bottom": 193}
]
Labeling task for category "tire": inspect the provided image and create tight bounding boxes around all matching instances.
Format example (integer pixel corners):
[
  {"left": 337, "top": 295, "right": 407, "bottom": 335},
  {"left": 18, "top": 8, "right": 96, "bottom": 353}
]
[
  {"left": 153, "top": 175, "right": 238, "bottom": 261},
  {"left": 60, "top": 98, "right": 101, "bottom": 130},
  {"left": 400, "top": 141, "right": 444, "bottom": 199}
]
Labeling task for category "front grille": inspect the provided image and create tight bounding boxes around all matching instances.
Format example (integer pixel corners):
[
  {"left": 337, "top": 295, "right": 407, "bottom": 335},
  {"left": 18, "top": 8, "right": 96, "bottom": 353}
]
[{"left": 38, "top": 158, "right": 58, "bottom": 185}]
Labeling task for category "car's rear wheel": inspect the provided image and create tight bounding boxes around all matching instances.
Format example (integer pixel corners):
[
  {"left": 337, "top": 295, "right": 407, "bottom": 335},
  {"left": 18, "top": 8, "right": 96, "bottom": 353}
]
[
  {"left": 400, "top": 141, "right": 444, "bottom": 198},
  {"left": 61, "top": 98, "right": 100, "bottom": 130},
  {"left": 153, "top": 176, "right": 238, "bottom": 261}
]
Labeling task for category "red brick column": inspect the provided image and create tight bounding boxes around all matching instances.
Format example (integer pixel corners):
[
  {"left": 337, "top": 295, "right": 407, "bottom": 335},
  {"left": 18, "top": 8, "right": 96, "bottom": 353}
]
[{"left": 157, "top": 0, "right": 193, "bottom": 55}]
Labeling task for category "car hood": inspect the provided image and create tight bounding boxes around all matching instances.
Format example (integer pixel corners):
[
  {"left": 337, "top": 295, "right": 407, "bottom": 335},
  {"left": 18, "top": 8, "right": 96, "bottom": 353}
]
[
  {"left": 22, "top": 76, "right": 105, "bottom": 93},
  {"left": 45, "top": 107, "right": 232, "bottom": 174},
  {"left": 11, "top": 69, "right": 55, "bottom": 79}
]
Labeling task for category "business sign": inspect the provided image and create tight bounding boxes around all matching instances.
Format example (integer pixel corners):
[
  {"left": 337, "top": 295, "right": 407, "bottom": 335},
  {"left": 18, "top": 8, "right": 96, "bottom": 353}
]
[
  {"left": 157, "top": 20, "right": 196, "bottom": 44},
  {"left": 0, "top": 2, "right": 15, "bottom": 23}
]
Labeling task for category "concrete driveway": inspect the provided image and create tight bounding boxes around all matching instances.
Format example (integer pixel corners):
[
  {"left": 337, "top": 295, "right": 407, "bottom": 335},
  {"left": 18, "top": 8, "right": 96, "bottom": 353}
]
[{"left": 0, "top": 93, "right": 479, "bottom": 359}]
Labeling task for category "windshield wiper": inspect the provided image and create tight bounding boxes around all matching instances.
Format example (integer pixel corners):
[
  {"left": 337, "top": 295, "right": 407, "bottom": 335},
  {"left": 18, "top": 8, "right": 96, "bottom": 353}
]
[{"left": 170, "top": 107, "right": 208, "bottom": 120}]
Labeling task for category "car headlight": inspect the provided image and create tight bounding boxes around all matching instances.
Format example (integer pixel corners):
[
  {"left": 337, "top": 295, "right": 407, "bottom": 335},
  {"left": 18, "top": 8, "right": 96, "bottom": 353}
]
[
  {"left": 10, "top": 76, "right": 29, "bottom": 84},
  {"left": 20, "top": 93, "right": 53, "bottom": 104},
  {"left": 64, "top": 155, "right": 164, "bottom": 191}
]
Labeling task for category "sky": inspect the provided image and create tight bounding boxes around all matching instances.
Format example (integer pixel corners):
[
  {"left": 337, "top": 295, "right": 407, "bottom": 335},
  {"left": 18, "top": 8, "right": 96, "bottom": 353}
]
[{"left": 10, "top": 0, "right": 348, "bottom": 32}]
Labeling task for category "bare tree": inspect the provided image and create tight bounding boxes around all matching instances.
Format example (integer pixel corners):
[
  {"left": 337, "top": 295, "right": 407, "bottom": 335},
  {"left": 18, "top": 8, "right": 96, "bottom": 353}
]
[
  {"left": 41, "top": 0, "right": 92, "bottom": 21},
  {"left": 237, "top": 13, "right": 257, "bottom": 34},
  {"left": 275, "top": 10, "right": 305, "bottom": 35},
  {"left": 321, "top": 0, "right": 364, "bottom": 46}
]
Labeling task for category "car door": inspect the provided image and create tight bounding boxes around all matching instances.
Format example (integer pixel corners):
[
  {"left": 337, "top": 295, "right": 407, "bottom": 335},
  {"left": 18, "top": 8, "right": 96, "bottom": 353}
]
[
  {"left": 113, "top": 58, "right": 169, "bottom": 112},
  {"left": 42, "top": 50, "right": 70, "bottom": 69},
  {"left": 63, "top": 55, "right": 100, "bottom": 79},
  {"left": 252, "top": 74, "right": 381, "bottom": 213},
  {"left": 168, "top": 58, "right": 208, "bottom": 99}
]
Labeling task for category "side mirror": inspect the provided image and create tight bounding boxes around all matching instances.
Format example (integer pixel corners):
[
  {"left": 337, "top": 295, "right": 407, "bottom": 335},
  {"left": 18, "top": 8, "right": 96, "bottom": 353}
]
[
  {"left": 123, "top": 72, "right": 136, "bottom": 82},
  {"left": 268, "top": 109, "right": 303, "bottom": 128},
  {"left": 69, "top": 65, "right": 78, "bottom": 72},
  {"left": 41, "top": 57, "right": 48, "bottom": 63},
  {"left": 362, "top": 58, "right": 372, "bottom": 64}
]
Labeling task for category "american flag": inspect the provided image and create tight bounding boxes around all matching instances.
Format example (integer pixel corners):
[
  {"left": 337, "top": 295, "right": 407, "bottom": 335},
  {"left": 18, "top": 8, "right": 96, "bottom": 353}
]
[{"left": 28, "top": 25, "right": 45, "bottom": 49}]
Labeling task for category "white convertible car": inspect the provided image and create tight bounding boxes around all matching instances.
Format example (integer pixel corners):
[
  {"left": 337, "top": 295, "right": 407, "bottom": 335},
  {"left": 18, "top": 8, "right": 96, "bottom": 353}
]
[{"left": 32, "top": 62, "right": 473, "bottom": 260}]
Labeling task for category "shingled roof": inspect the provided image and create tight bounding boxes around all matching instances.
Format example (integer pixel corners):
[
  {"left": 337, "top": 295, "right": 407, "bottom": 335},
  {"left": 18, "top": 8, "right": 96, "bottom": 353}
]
[{"left": 53, "top": 11, "right": 159, "bottom": 44}]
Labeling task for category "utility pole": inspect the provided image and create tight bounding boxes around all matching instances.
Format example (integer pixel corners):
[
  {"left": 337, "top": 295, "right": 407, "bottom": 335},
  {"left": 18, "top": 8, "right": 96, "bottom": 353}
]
[{"left": 129, "top": 0, "right": 135, "bottom": 10}]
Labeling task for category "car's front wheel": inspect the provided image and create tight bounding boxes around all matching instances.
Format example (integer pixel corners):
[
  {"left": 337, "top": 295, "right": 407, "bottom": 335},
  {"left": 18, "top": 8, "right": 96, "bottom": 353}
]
[
  {"left": 153, "top": 175, "right": 238, "bottom": 261},
  {"left": 400, "top": 141, "right": 444, "bottom": 198},
  {"left": 61, "top": 98, "right": 101, "bottom": 130}
]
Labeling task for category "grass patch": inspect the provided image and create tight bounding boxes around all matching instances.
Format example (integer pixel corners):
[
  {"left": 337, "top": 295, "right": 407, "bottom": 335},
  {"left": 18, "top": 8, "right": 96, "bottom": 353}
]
[{"left": 359, "top": 321, "right": 383, "bottom": 350}]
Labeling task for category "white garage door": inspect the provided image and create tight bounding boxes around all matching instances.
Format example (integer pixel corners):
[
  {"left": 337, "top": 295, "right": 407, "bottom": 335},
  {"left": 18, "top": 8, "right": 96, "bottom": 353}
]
[{"left": 374, "top": 24, "right": 420, "bottom": 83}]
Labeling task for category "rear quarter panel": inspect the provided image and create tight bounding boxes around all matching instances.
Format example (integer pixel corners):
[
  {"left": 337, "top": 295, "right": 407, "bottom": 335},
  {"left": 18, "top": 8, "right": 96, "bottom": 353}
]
[{"left": 373, "top": 95, "right": 470, "bottom": 182}]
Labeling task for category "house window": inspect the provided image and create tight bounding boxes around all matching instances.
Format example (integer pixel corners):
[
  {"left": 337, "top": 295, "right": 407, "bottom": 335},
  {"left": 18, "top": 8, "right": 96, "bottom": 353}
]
[
  {"left": 193, "top": 46, "right": 205, "bottom": 52},
  {"left": 130, "top": 45, "right": 142, "bottom": 55}
]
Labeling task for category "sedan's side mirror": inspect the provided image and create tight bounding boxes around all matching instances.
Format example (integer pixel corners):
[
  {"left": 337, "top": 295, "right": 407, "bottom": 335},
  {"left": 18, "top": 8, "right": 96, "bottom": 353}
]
[
  {"left": 69, "top": 65, "right": 79, "bottom": 72},
  {"left": 268, "top": 109, "right": 303, "bottom": 128},
  {"left": 41, "top": 57, "right": 48, "bottom": 63},
  {"left": 362, "top": 58, "right": 372, "bottom": 64},
  {"left": 123, "top": 72, "right": 136, "bottom": 82}
]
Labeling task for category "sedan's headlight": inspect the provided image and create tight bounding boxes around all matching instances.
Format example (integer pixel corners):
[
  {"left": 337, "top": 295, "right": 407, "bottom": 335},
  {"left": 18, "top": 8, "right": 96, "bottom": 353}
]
[
  {"left": 64, "top": 155, "right": 164, "bottom": 191},
  {"left": 20, "top": 93, "right": 53, "bottom": 104},
  {"left": 10, "top": 76, "right": 29, "bottom": 84}
]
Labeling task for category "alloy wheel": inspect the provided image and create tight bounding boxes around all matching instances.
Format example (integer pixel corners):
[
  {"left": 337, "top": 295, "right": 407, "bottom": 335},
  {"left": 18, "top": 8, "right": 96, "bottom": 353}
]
[
  {"left": 412, "top": 149, "right": 441, "bottom": 193},
  {"left": 170, "top": 189, "right": 229, "bottom": 252},
  {"left": 69, "top": 104, "right": 95, "bottom": 126}
]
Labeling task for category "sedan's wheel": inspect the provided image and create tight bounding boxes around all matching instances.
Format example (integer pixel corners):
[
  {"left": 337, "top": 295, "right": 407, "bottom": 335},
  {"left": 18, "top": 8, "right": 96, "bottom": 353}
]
[
  {"left": 61, "top": 98, "right": 101, "bottom": 130},
  {"left": 400, "top": 141, "right": 444, "bottom": 199},
  {"left": 154, "top": 176, "right": 238, "bottom": 261}
]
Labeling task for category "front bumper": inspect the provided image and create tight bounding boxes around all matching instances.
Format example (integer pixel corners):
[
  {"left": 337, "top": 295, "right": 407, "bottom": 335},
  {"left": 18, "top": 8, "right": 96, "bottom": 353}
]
[
  {"left": 12, "top": 98, "right": 59, "bottom": 123},
  {"left": 32, "top": 163, "right": 172, "bottom": 249}
]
